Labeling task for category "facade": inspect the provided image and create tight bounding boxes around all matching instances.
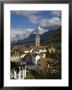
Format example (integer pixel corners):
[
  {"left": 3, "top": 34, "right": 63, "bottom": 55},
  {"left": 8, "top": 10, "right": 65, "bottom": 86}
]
[
  {"left": 20, "top": 54, "right": 26, "bottom": 59},
  {"left": 10, "top": 62, "right": 26, "bottom": 79},
  {"left": 11, "top": 56, "right": 20, "bottom": 62},
  {"left": 14, "top": 66, "right": 26, "bottom": 79},
  {"left": 42, "top": 53, "right": 46, "bottom": 58},
  {"left": 32, "top": 53, "right": 41, "bottom": 65}
]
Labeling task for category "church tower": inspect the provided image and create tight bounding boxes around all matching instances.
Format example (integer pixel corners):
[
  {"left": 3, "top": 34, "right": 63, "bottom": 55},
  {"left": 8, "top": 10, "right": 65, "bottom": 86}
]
[{"left": 36, "top": 26, "right": 40, "bottom": 47}]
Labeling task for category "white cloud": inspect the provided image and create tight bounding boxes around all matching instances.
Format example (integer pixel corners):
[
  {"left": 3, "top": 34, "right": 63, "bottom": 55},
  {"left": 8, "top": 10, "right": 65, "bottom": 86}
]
[
  {"left": 26, "top": 13, "right": 61, "bottom": 28},
  {"left": 28, "top": 15, "right": 41, "bottom": 24},
  {"left": 13, "top": 11, "right": 41, "bottom": 24},
  {"left": 13, "top": 11, "right": 39, "bottom": 16},
  {"left": 11, "top": 11, "right": 61, "bottom": 41},
  {"left": 32, "top": 26, "right": 49, "bottom": 34},
  {"left": 11, "top": 28, "right": 34, "bottom": 41},
  {"left": 51, "top": 11, "right": 61, "bottom": 17},
  {"left": 39, "top": 17, "right": 61, "bottom": 29},
  {"left": 11, "top": 26, "right": 49, "bottom": 41},
  {"left": 38, "top": 26, "right": 49, "bottom": 34},
  {"left": 12, "top": 11, "right": 61, "bottom": 28}
]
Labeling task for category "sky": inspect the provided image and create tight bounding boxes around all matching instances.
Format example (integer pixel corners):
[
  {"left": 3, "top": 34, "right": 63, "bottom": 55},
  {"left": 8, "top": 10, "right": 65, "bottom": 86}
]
[{"left": 11, "top": 11, "right": 61, "bottom": 41}]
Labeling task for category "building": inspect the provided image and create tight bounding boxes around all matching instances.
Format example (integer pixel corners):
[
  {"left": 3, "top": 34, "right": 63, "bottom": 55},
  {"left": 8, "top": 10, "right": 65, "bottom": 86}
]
[
  {"left": 39, "top": 48, "right": 47, "bottom": 58},
  {"left": 32, "top": 53, "right": 41, "bottom": 65},
  {"left": 48, "top": 46, "right": 56, "bottom": 53},
  {"left": 11, "top": 66, "right": 26, "bottom": 79},
  {"left": 11, "top": 61, "right": 27, "bottom": 79},
  {"left": 36, "top": 26, "right": 40, "bottom": 47},
  {"left": 11, "top": 56, "right": 20, "bottom": 62},
  {"left": 42, "top": 54, "right": 46, "bottom": 58},
  {"left": 20, "top": 54, "right": 26, "bottom": 59},
  {"left": 39, "top": 48, "right": 47, "bottom": 53}
]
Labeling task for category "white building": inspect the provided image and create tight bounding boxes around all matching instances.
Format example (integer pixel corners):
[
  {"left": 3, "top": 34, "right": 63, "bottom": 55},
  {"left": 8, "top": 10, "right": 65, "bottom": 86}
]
[
  {"left": 24, "top": 50, "right": 29, "bottom": 54},
  {"left": 42, "top": 53, "right": 46, "bottom": 58},
  {"left": 20, "top": 54, "right": 26, "bottom": 59},
  {"left": 11, "top": 65, "right": 26, "bottom": 79},
  {"left": 32, "top": 53, "right": 41, "bottom": 65},
  {"left": 14, "top": 66, "right": 26, "bottom": 79},
  {"left": 11, "top": 56, "right": 20, "bottom": 62},
  {"left": 30, "top": 49, "right": 34, "bottom": 53},
  {"left": 39, "top": 48, "right": 47, "bottom": 53}
]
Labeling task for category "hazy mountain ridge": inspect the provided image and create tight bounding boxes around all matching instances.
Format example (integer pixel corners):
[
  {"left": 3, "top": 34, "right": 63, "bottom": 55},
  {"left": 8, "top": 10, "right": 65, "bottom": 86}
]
[{"left": 11, "top": 27, "right": 61, "bottom": 46}]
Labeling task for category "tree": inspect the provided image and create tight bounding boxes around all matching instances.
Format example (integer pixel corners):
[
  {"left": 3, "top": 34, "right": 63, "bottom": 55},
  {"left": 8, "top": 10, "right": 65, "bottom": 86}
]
[
  {"left": 26, "top": 70, "right": 35, "bottom": 79},
  {"left": 46, "top": 48, "right": 50, "bottom": 58}
]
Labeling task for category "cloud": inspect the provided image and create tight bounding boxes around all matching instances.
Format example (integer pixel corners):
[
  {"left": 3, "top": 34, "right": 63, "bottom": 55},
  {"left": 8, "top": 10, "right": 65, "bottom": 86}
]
[
  {"left": 11, "top": 11, "right": 61, "bottom": 41},
  {"left": 39, "top": 17, "right": 61, "bottom": 29},
  {"left": 13, "top": 11, "right": 41, "bottom": 24},
  {"left": 38, "top": 26, "right": 49, "bottom": 34},
  {"left": 13, "top": 11, "right": 39, "bottom": 16},
  {"left": 11, "top": 26, "right": 49, "bottom": 41},
  {"left": 12, "top": 11, "right": 40, "bottom": 26},
  {"left": 12, "top": 11, "right": 61, "bottom": 28},
  {"left": 11, "top": 28, "right": 34, "bottom": 41},
  {"left": 13, "top": 11, "right": 61, "bottom": 17},
  {"left": 28, "top": 15, "right": 41, "bottom": 24},
  {"left": 24, "top": 12, "right": 61, "bottom": 28},
  {"left": 51, "top": 11, "right": 61, "bottom": 17},
  {"left": 31, "top": 26, "right": 49, "bottom": 34}
]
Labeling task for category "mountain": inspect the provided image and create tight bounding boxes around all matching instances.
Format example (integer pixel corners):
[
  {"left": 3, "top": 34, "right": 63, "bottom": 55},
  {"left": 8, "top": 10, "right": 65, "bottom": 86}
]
[
  {"left": 11, "top": 27, "right": 61, "bottom": 46},
  {"left": 41, "top": 27, "right": 61, "bottom": 44}
]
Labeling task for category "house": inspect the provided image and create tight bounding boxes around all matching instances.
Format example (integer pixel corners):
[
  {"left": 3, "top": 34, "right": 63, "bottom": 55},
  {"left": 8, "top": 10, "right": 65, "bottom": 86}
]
[
  {"left": 24, "top": 50, "right": 30, "bottom": 54},
  {"left": 33, "top": 49, "right": 39, "bottom": 54},
  {"left": 30, "top": 49, "right": 34, "bottom": 53},
  {"left": 42, "top": 53, "right": 46, "bottom": 58},
  {"left": 11, "top": 61, "right": 26, "bottom": 79},
  {"left": 11, "top": 56, "right": 20, "bottom": 62},
  {"left": 20, "top": 54, "right": 26, "bottom": 59},
  {"left": 14, "top": 65, "right": 26, "bottom": 79},
  {"left": 23, "top": 54, "right": 33, "bottom": 65},
  {"left": 39, "top": 48, "right": 47, "bottom": 53},
  {"left": 11, "top": 66, "right": 26, "bottom": 79},
  {"left": 32, "top": 53, "right": 41, "bottom": 65},
  {"left": 48, "top": 46, "right": 56, "bottom": 53}
]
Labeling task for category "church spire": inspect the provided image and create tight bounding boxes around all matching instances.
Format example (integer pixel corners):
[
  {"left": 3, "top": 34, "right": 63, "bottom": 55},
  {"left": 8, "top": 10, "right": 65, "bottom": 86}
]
[{"left": 36, "top": 25, "right": 40, "bottom": 47}]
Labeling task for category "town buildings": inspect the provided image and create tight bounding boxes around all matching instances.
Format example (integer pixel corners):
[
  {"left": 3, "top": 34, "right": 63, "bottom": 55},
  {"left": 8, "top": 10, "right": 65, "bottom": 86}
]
[{"left": 10, "top": 26, "right": 56, "bottom": 79}]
